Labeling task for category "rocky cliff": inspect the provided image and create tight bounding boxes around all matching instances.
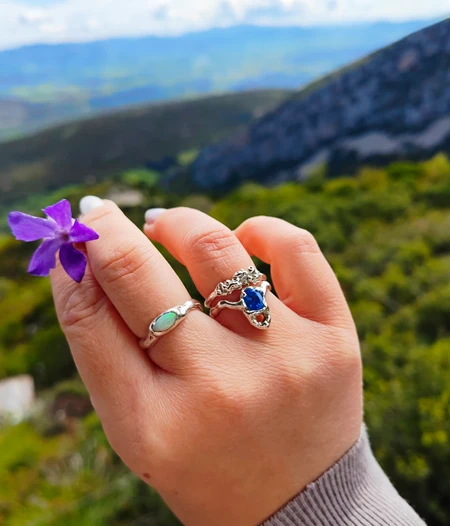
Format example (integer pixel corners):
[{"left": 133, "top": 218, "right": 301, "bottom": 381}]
[{"left": 192, "top": 19, "right": 450, "bottom": 190}]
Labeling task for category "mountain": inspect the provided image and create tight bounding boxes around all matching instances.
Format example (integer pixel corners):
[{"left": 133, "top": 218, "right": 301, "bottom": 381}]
[
  {"left": 191, "top": 19, "right": 450, "bottom": 190},
  {"left": 2, "top": 19, "right": 449, "bottom": 205},
  {"left": 0, "top": 90, "right": 289, "bottom": 205},
  {"left": 0, "top": 20, "right": 437, "bottom": 140}
]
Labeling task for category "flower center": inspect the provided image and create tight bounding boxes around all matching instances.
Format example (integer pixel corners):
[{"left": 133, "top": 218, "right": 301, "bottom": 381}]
[{"left": 57, "top": 229, "right": 70, "bottom": 243}]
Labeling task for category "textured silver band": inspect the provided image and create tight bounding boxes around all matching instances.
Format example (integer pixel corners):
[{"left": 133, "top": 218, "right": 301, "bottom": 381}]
[
  {"left": 139, "top": 299, "right": 203, "bottom": 350},
  {"left": 209, "top": 280, "right": 272, "bottom": 330},
  {"left": 206, "top": 264, "right": 272, "bottom": 330},
  {"left": 205, "top": 266, "right": 266, "bottom": 308}
]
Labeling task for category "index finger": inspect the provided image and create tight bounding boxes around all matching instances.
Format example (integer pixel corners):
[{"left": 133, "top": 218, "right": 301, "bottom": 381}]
[
  {"left": 80, "top": 200, "right": 190, "bottom": 340},
  {"left": 50, "top": 258, "right": 155, "bottom": 424}
]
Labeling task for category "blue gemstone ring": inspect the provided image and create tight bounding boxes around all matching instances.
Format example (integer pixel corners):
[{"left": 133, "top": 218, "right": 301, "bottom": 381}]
[{"left": 207, "top": 268, "right": 272, "bottom": 330}]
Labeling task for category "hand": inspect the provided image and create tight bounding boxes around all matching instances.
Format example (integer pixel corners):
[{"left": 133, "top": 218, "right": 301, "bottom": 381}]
[{"left": 51, "top": 202, "right": 363, "bottom": 526}]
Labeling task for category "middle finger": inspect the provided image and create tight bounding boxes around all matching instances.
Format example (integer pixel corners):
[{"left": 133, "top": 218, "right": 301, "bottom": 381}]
[{"left": 144, "top": 207, "right": 282, "bottom": 334}]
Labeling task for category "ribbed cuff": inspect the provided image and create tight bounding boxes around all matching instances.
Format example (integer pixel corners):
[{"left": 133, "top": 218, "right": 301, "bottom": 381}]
[{"left": 263, "top": 427, "right": 426, "bottom": 526}]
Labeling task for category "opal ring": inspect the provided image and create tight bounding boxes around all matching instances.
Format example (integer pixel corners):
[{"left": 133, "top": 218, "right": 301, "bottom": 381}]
[
  {"left": 205, "top": 266, "right": 266, "bottom": 309},
  {"left": 139, "top": 299, "right": 203, "bottom": 350}
]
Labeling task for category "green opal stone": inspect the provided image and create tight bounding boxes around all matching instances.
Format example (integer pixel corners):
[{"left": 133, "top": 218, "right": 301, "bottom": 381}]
[{"left": 153, "top": 312, "right": 178, "bottom": 332}]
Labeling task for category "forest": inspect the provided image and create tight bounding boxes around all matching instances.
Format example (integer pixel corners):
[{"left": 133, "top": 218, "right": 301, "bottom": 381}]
[{"left": 0, "top": 153, "right": 449, "bottom": 525}]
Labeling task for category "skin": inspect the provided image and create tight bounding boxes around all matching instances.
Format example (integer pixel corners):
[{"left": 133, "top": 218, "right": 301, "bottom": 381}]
[{"left": 50, "top": 202, "right": 363, "bottom": 526}]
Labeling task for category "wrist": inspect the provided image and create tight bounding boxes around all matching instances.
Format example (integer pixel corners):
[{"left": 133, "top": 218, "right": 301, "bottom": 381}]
[{"left": 263, "top": 426, "right": 426, "bottom": 526}]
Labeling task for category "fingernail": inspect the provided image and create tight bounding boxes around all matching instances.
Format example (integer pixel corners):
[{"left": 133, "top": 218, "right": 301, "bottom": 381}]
[
  {"left": 79, "top": 196, "right": 104, "bottom": 215},
  {"left": 145, "top": 208, "right": 167, "bottom": 225}
]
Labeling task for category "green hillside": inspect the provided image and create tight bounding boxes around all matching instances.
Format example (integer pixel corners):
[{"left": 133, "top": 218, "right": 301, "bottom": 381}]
[
  {"left": 1, "top": 154, "right": 449, "bottom": 525},
  {"left": 0, "top": 89, "right": 290, "bottom": 206}
]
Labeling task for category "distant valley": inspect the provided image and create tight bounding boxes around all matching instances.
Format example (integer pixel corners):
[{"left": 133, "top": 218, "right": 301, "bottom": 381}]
[
  {"left": 191, "top": 18, "right": 450, "bottom": 190},
  {"left": 0, "top": 19, "right": 437, "bottom": 139},
  {"left": 2, "top": 18, "right": 450, "bottom": 206}
]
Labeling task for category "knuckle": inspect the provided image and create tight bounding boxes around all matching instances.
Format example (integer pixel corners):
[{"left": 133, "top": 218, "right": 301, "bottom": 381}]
[
  {"left": 205, "top": 382, "right": 248, "bottom": 424},
  {"left": 276, "top": 364, "right": 305, "bottom": 393},
  {"left": 334, "top": 338, "right": 362, "bottom": 378},
  {"left": 98, "top": 242, "right": 148, "bottom": 285},
  {"left": 187, "top": 227, "right": 239, "bottom": 267},
  {"left": 307, "top": 328, "right": 362, "bottom": 387},
  {"left": 287, "top": 229, "right": 321, "bottom": 255},
  {"left": 239, "top": 216, "right": 267, "bottom": 234},
  {"left": 59, "top": 278, "right": 108, "bottom": 331},
  {"left": 83, "top": 204, "right": 115, "bottom": 227},
  {"left": 262, "top": 356, "right": 306, "bottom": 397}
]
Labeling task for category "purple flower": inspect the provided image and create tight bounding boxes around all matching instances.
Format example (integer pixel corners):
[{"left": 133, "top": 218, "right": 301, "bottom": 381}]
[{"left": 8, "top": 199, "right": 99, "bottom": 283}]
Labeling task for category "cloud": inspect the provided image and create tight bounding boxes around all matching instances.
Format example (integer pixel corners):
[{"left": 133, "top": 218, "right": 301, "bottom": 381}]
[
  {"left": 17, "top": 7, "right": 66, "bottom": 36},
  {"left": 19, "top": 0, "right": 65, "bottom": 4},
  {"left": 0, "top": 0, "right": 448, "bottom": 50},
  {"left": 39, "top": 21, "right": 67, "bottom": 34},
  {"left": 214, "top": 1, "right": 238, "bottom": 24},
  {"left": 152, "top": 4, "right": 169, "bottom": 21},
  {"left": 18, "top": 7, "right": 49, "bottom": 26},
  {"left": 84, "top": 18, "right": 100, "bottom": 31},
  {"left": 241, "top": 0, "right": 308, "bottom": 24}
]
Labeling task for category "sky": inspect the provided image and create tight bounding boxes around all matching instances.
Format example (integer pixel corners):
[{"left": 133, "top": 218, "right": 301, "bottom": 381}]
[{"left": 0, "top": 0, "right": 448, "bottom": 50}]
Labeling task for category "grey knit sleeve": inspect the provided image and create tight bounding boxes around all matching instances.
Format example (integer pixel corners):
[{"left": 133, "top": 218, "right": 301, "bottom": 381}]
[{"left": 263, "top": 427, "right": 426, "bottom": 526}]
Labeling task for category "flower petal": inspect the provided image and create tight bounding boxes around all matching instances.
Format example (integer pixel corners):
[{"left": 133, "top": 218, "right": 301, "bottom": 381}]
[
  {"left": 8, "top": 212, "right": 58, "bottom": 242},
  {"left": 28, "top": 238, "right": 62, "bottom": 277},
  {"left": 43, "top": 199, "right": 73, "bottom": 230},
  {"left": 60, "top": 243, "right": 87, "bottom": 283},
  {"left": 69, "top": 220, "right": 100, "bottom": 243}
]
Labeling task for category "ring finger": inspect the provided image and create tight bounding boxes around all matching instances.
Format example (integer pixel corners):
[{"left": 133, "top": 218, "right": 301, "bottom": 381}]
[{"left": 144, "top": 207, "right": 287, "bottom": 335}]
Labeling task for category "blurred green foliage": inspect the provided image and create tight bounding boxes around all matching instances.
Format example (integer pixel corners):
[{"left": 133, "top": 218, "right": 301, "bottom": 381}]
[
  {"left": 121, "top": 169, "right": 160, "bottom": 190},
  {"left": 177, "top": 150, "right": 199, "bottom": 167},
  {"left": 1, "top": 153, "right": 449, "bottom": 525}
]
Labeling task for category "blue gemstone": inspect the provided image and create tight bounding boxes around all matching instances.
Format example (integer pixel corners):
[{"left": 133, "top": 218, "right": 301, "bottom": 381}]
[{"left": 243, "top": 288, "right": 265, "bottom": 311}]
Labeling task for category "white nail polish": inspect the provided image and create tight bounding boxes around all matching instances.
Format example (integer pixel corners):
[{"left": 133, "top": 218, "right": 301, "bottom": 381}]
[
  {"left": 79, "top": 196, "right": 104, "bottom": 216},
  {"left": 145, "top": 208, "right": 167, "bottom": 224}
]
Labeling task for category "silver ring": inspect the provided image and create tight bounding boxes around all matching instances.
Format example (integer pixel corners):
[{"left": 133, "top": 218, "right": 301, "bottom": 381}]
[
  {"left": 139, "top": 299, "right": 203, "bottom": 350},
  {"left": 207, "top": 264, "right": 272, "bottom": 330},
  {"left": 210, "top": 281, "right": 272, "bottom": 330},
  {"left": 205, "top": 266, "right": 266, "bottom": 309}
]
